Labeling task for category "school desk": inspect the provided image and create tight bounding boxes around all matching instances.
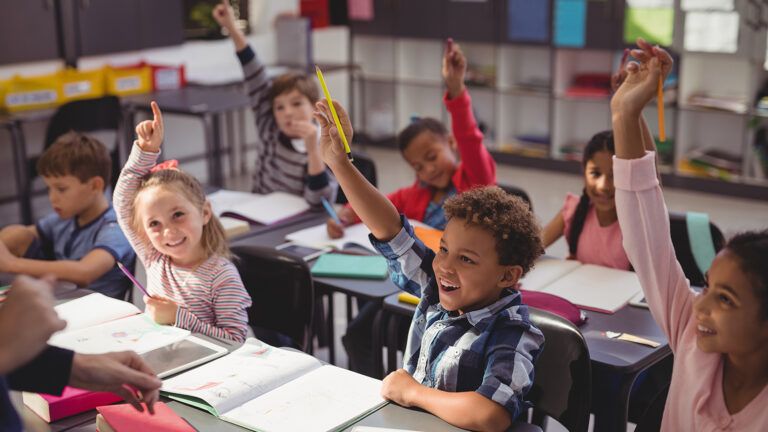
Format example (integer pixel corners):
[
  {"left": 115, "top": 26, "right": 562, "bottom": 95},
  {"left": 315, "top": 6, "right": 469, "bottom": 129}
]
[
  {"left": 374, "top": 292, "right": 672, "bottom": 432},
  {"left": 0, "top": 112, "right": 41, "bottom": 223},
  {"left": 121, "top": 85, "right": 250, "bottom": 188},
  {"left": 230, "top": 212, "right": 400, "bottom": 366}
]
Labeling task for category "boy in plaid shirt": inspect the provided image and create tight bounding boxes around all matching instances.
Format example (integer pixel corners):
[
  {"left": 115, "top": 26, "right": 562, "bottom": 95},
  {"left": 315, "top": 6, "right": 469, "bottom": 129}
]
[{"left": 314, "top": 100, "right": 545, "bottom": 431}]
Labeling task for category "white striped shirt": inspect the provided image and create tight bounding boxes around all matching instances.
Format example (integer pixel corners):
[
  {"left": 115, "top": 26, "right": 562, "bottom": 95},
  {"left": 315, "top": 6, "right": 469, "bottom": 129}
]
[{"left": 114, "top": 146, "right": 251, "bottom": 342}]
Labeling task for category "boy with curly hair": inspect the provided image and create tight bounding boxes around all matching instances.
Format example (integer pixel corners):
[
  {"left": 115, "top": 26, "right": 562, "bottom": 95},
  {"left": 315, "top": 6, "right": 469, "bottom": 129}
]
[{"left": 314, "top": 100, "right": 545, "bottom": 432}]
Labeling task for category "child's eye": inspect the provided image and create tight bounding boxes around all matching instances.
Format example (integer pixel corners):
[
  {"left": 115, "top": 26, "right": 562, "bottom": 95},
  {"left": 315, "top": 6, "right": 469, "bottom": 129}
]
[
  {"left": 426, "top": 152, "right": 437, "bottom": 161},
  {"left": 413, "top": 164, "right": 423, "bottom": 172},
  {"left": 719, "top": 295, "right": 734, "bottom": 306},
  {"left": 438, "top": 246, "right": 448, "bottom": 254},
  {"left": 57, "top": 187, "right": 67, "bottom": 193},
  {"left": 460, "top": 255, "right": 475, "bottom": 264},
  {"left": 148, "top": 220, "right": 159, "bottom": 228},
  {"left": 173, "top": 211, "right": 185, "bottom": 218}
]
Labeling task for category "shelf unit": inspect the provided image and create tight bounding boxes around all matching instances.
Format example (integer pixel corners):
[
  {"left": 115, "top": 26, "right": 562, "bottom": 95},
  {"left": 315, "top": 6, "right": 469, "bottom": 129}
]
[{"left": 349, "top": 0, "right": 768, "bottom": 200}]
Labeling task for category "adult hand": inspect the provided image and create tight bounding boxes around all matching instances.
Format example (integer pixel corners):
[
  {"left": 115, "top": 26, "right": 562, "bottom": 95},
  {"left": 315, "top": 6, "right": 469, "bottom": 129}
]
[
  {"left": 0, "top": 275, "right": 66, "bottom": 374},
  {"left": 135, "top": 101, "right": 164, "bottom": 153},
  {"left": 69, "top": 351, "right": 162, "bottom": 414}
]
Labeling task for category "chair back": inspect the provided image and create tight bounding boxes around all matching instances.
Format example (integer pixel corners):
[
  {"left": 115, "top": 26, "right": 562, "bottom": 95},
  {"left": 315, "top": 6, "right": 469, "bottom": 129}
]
[
  {"left": 336, "top": 152, "right": 378, "bottom": 204},
  {"left": 498, "top": 183, "right": 533, "bottom": 211},
  {"left": 668, "top": 211, "right": 725, "bottom": 286},
  {"left": 44, "top": 95, "right": 122, "bottom": 147},
  {"left": 527, "top": 307, "right": 591, "bottom": 432},
  {"left": 231, "top": 245, "right": 315, "bottom": 352}
]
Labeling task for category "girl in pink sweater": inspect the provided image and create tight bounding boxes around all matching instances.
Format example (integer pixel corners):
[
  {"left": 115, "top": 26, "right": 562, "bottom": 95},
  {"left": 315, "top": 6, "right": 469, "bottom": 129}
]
[{"left": 612, "top": 38, "right": 768, "bottom": 430}]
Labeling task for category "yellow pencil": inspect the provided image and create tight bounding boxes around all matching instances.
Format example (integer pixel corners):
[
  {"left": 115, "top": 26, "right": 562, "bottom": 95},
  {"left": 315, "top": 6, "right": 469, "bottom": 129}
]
[
  {"left": 657, "top": 72, "right": 666, "bottom": 142},
  {"left": 315, "top": 65, "right": 353, "bottom": 160}
]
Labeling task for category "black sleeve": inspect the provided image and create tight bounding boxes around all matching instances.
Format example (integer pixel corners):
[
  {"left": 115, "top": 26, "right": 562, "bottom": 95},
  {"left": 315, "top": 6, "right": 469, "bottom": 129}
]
[{"left": 7, "top": 346, "right": 73, "bottom": 394}]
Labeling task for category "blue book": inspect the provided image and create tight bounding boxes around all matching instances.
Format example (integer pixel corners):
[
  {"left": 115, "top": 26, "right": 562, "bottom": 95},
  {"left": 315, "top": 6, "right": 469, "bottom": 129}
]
[
  {"left": 554, "top": 0, "right": 586, "bottom": 48},
  {"left": 507, "top": 0, "right": 550, "bottom": 43},
  {"left": 310, "top": 254, "right": 388, "bottom": 280}
]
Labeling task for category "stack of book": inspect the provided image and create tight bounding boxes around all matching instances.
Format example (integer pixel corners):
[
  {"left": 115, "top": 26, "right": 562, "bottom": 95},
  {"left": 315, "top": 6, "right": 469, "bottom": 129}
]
[
  {"left": 687, "top": 94, "right": 748, "bottom": 114},
  {"left": 678, "top": 147, "right": 742, "bottom": 180}
]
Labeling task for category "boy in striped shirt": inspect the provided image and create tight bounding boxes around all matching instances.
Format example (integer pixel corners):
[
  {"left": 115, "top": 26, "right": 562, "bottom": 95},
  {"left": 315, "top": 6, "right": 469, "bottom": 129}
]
[
  {"left": 314, "top": 100, "right": 545, "bottom": 431},
  {"left": 213, "top": 1, "right": 336, "bottom": 205}
]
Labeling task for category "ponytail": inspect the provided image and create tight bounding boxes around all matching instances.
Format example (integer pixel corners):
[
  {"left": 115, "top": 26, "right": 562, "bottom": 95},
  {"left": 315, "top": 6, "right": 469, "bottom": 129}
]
[{"left": 567, "top": 189, "right": 591, "bottom": 257}]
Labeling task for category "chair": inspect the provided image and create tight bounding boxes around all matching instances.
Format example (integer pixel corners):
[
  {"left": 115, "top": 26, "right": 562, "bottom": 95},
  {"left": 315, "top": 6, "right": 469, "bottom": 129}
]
[
  {"left": 634, "top": 384, "right": 669, "bottom": 432},
  {"left": 336, "top": 152, "right": 378, "bottom": 204},
  {"left": 230, "top": 244, "right": 315, "bottom": 353},
  {"left": 668, "top": 211, "right": 725, "bottom": 287},
  {"left": 23, "top": 96, "right": 122, "bottom": 222},
  {"left": 498, "top": 183, "right": 533, "bottom": 211},
  {"left": 527, "top": 307, "right": 591, "bottom": 432}
]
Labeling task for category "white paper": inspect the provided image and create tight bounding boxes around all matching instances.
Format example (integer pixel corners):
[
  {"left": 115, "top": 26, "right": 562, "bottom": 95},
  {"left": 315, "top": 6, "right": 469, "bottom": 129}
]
[
  {"left": 519, "top": 257, "right": 582, "bottom": 292},
  {"left": 681, "top": 0, "right": 733, "bottom": 11},
  {"left": 54, "top": 293, "right": 140, "bottom": 332},
  {"left": 627, "top": 0, "right": 673, "bottom": 8},
  {"left": 49, "top": 314, "right": 190, "bottom": 355},
  {"left": 223, "top": 365, "right": 385, "bottom": 432},
  {"left": 286, "top": 222, "right": 379, "bottom": 253},
  {"left": 684, "top": 11, "right": 739, "bottom": 53},
  {"left": 541, "top": 264, "right": 642, "bottom": 313},
  {"left": 207, "top": 190, "right": 310, "bottom": 225},
  {"left": 162, "top": 338, "right": 322, "bottom": 415}
]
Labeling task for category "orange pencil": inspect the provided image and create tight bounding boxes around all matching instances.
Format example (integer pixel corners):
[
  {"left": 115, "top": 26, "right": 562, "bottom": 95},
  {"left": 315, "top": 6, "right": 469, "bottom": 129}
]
[{"left": 657, "top": 71, "right": 666, "bottom": 142}]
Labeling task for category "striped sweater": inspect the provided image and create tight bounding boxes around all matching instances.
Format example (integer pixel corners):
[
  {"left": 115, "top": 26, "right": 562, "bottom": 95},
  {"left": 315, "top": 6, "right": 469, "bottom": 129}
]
[
  {"left": 237, "top": 46, "right": 336, "bottom": 205},
  {"left": 114, "top": 145, "right": 251, "bottom": 342}
]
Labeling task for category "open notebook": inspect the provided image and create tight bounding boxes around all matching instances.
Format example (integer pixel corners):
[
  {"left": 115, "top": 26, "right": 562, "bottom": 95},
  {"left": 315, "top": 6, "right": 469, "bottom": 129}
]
[
  {"left": 162, "top": 339, "right": 386, "bottom": 432},
  {"left": 286, "top": 220, "right": 435, "bottom": 255},
  {"left": 207, "top": 190, "right": 310, "bottom": 225},
  {"left": 519, "top": 258, "right": 642, "bottom": 313},
  {"left": 51, "top": 293, "right": 226, "bottom": 376}
]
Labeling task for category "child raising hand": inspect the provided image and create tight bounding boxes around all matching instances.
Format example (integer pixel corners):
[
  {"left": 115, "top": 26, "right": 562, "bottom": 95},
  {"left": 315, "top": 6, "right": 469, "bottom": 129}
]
[
  {"left": 612, "top": 39, "right": 768, "bottom": 430},
  {"left": 114, "top": 102, "right": 251, "bottom": 342}
]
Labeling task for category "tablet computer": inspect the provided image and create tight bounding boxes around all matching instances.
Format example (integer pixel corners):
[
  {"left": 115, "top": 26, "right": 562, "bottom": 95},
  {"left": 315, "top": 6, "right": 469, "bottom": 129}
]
[
  {"left": 276, "top": 242, "right": 331, "bottom": 262},
  {"left": 141, "top": 336, "right": 228, "bottom": 378}
]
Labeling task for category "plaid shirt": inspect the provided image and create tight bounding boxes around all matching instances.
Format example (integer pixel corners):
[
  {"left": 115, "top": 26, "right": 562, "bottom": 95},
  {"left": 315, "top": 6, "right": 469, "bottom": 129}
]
[{"left": 371, "top": 217, "right": 545, "bottom": 420}]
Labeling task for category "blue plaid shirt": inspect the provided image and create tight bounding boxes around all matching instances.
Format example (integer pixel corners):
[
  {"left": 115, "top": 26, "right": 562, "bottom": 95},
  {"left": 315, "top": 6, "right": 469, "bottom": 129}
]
[{"left": 370, "top": 216, "right": 545, "bottom": 420}]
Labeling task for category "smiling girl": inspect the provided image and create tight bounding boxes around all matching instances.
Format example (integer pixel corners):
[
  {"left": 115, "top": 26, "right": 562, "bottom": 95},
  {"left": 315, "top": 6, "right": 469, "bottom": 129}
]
[
  {"left": 114, "top": 102, "right": 251, "bottom": 342},
  {"left": 612, "top": 38, "right": 768, "bottom": 430}
]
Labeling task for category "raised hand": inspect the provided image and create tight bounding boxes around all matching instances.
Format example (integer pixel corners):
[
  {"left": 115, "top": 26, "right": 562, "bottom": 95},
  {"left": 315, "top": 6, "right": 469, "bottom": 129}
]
[
  {"left": 442, "top": 38, "right": 467, "bottom": 99},
  {"left": 135, "top": 101, "right": 164, "bottom": 153},
  {"left": 313, "top": 100, "right": 354, "bottom": 169},
  {"left": 212, "top": 0, "right": 237, "bottom": 31},
  {"left": 0, "top": 275, "right": 66, "bottom": 374},
  {"left": 611, "top": 38, "right": 673, "bottom": 117}
]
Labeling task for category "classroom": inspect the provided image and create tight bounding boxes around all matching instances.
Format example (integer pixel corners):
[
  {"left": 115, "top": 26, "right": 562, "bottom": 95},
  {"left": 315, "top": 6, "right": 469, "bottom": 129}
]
[{"left": 1, "top": 0, "right": 767, "bottom": 431}]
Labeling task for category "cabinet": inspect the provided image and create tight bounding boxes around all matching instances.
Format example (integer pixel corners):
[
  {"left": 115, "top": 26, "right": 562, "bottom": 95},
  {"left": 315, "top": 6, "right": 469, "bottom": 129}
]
[
  {"left": 0, "top": 0, "right": 60, "bottom": 65},
  {"left": 70, "top": 0, "right": 183, "bottom": 56},
  {"left": 350, "top": 0, "right": 768, "bottom": 199}
]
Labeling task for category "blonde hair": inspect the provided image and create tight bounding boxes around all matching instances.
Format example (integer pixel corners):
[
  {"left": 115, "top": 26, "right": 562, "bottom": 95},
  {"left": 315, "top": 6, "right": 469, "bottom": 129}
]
[{"left": 132, "top": 169, "right": 232, "bottom": 260}]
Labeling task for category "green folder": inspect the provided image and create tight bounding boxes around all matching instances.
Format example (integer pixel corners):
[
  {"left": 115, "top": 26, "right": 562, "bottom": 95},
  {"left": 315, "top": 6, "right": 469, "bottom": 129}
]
[{"left": 310, "top": 253, "right": 389, "bottom": 280}]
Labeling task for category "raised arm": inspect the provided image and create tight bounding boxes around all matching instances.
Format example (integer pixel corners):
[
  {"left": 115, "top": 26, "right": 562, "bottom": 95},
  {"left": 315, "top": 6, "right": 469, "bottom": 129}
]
[
  {"left": 612, "top": 39, "right": 692, "bottom": 349},
  {"left": 313, "top": 100, "right": 402, "bottom": 241},
  {"left": 442, "top": 40, "right": 495, "bottom": 186},
  {"left": 114, "top": 102, "right": 164, "bottom": 266},
  {"left": 212, "top": 0, "right": 247, "bottom": 52}
]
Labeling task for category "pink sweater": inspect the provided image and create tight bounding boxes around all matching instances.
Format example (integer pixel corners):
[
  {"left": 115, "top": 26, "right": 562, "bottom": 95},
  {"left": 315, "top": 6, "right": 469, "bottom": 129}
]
[
  {"left": 561, "top": 193, "right": 630, "bottom": 269},
  {"left": 114, "top": 146, "right": 251, "bottom": 342},
  {"left": 614, "top": 152, "right": 768, "bottom": 431}
]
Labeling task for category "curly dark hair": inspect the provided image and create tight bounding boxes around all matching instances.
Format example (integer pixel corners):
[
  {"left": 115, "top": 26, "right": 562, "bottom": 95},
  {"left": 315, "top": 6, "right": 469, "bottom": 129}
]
[
  {"left": 443, "top": 186, "right": 543, "bottom": 275},
  {"left": 725, "top": 229, "right": 768, "bottom": 320}
]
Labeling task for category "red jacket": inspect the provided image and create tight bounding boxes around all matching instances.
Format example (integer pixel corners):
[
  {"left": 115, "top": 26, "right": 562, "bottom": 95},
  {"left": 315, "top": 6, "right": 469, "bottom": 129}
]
[{"left": 349, "top": 89, "right": 497, "bottom": 223}]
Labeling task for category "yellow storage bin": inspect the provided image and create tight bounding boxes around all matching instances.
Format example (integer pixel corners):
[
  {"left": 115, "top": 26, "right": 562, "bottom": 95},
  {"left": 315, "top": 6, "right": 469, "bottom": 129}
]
[
  {"left": 58, "top": 68, "right": 106, "bottom": 103},
  {"left": 105, "top": 63, "right": 151, "bottom": 96},
  {"left": 0, "top": 77, "right": 10, "bottom": 111},
  {"left": 3, "top": 72, "right": 61, "bottom": 112}
]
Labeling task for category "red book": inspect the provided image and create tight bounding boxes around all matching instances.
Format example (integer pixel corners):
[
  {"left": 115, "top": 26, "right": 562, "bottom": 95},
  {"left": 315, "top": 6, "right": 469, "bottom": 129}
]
[
  {"left": 22, "top": 386, "right": 122, "bottom": 422},
  {"left": 96, "top": 402, "right": 195, "bottom": 432}
]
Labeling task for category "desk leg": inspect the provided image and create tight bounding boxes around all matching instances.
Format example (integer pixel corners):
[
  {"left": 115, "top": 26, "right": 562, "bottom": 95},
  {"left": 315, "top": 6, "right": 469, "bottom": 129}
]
[
  {"left": 9, "top": 122, "right": 31, "bottom": 224},
  {"left": 327, "top": 291, "right": 336, "bottom": 365},
  {"left": 237, "top": 109, "right": 247, "bottom": 175},
  {"left": 591, "top": 365, "right": 638, "bottom": 432},
  {"left": 386, "top": 313, "right": 401, "bottom": 375},
  {"left": 203, "top": 114, "right": 223, "bottom": 187},
  {"left": 225, "top": 111, "right": 236, "bottom": 179},
  {"left": 371, "top": 308, "right": 387, "bottom": 379}
]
